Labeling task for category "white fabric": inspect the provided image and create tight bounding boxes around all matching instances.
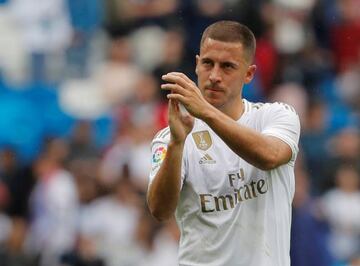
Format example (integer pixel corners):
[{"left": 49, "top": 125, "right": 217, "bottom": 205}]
[
  {"left": 59, "top": 78, "right": 110, "bottom": 119},
  {"left": 0, "top": 7, "right": 28, "bottom": 84},
  {"left": 9, "top": 0, "right": 72, "bottom": 53},
  {"left": 149, "top": 99, "right": 300, "bottom": 266},
  {"left": 321, "top": 189, "right": 360, "bottom": 260},
  {"left": 0, "top": 213, "right": 12, "bottom": 244},
  {"left": 137, "top": 229, "right": 179, "bottom": 266},
  {"left": 26, "top": 169, "right": 78, "bottom": 266},
  {"left": 80, "top": 196, "right": 141, "bottom": 266},
  {"left": 100, "top": 139, "right": 152, "bottom": 189}
]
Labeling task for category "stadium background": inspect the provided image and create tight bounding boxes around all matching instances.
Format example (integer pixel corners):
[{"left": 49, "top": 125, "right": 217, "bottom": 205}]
[{"left": 0, "top": 0, "right": 359, "bottom": 265}]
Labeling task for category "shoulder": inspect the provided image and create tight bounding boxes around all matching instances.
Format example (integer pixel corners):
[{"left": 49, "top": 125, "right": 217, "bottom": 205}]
[
  {"left": 152, "top": 126, "right": 171, "bottom": 145},
  {"left": 245, "top": 100, "right": 300, "bottom": 134},
  {"left": 268, "top": 101, "right": 298, "bottom": 114},
  {"left": 248, "top": 101, "right": 300, "bottom": 125},
  {"left": 247, "top": 100, "right": 297, "bottom": 115},
  {"left": 266, "top": 102, "right": 300, "bottom": 127}
]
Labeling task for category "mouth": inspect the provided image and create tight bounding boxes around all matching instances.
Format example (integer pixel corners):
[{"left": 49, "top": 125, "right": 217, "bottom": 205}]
[{"left": 204, "top": 85, "right": 224, "bottom": 93}]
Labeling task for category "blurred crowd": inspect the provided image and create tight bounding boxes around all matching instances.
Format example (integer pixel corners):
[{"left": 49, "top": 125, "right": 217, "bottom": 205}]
[{"left": 0, "top": 0, "right": 359, "bottom": 265}]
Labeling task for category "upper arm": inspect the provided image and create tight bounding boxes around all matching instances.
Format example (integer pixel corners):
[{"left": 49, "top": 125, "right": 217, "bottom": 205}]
[
  {"left": 265, "top": 135, "right": 293, "bottom": 166},
  {"left": 148, "top": 127, "right": 171, "bottom": 186},
  {"left": 148, "top": 126, "right": 186, "bottom": 186},
  {"left": 261, "top": 103, "right": 301, "bottom": 167}
]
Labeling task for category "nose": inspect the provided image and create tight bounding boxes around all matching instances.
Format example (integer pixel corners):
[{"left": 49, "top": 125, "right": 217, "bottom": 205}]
[{"left": 209, "top": 65, "right": 222, "bottom": 83}]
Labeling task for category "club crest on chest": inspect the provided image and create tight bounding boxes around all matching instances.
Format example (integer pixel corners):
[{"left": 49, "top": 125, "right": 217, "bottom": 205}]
[{"left": 192, "top": 130, "right": 212, "bottom": 151}]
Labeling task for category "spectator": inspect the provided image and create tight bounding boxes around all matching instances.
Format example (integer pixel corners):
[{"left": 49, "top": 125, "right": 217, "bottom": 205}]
[
  {"left": 95, "top": 36, "right": 142, "bottom": 107},
  {"left": 60, "top": 235, "right": 105, "bottom": 266},
  {"left": 79, "top": 177, "right": 142, "bottom": 266},
  {"left": 290, "top": 159, "right": 334, "bottom": 266},
  {"left": 301, "top": 99, "right": 333, "bottom": 194},
  {"left": 320, "top": 164, "right": 360, "bottom": 262},
  {"left": 67, "top": 121, "right": 99, "bottom": 162},
  {"left": 153, "top": 28, "right": 195, "bottom": 100},
  {"left": 26, "top": 139, "right": 79, "bottom": 266},
  {"left": 100, "top": 73, "right": 166, "bottom": 190},
  {"left": 9, "top": 0, "right": 73, "bottom": 82},
  {"left": 331, "top": 0, "right": 360, "bottom": 72},
  {"left": 0, "top": 217, "right": 37, "bottom": 266},
  {"left": 0, "top": 148, "right": 35, "bottom": 218}
]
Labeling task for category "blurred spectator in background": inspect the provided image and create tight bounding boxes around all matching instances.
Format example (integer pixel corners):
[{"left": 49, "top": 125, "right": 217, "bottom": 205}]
[
  {"left": 0, "top": 6, "right": 28, "bottom": 84},
  {"left": 331, "top": 0, "right": 360, "bottom": 73},
  {"left": 290, "top": 156, "right": 334, "bottom": 266},
  {"left": 336, "top": 62, "right": 360, "bottom": 112},
  {"left": 95, "top": 36, "right": 142, "bottom": 107},
  {"left": 320, "top": 164, "right": 360, "bottom": 263},
  {"left": 8, "top": 0, "right": 73, "bottom": 83},
  {"left": 67, "top": 121, "right": 99, "bottom": 162},
  {"left": 68, "top": 157, "right": 101, "bottom": 206},
  {"left": 0, "top": 217, "right": 37, "bottom": 266},
  {"left": 153, "top": 28, "right": 195, "bottom": 100},
  {"left": 66, "top": 0, "right": 104, "bottom": 78},
  {"left": 136, "top": 215, "right": 179, "bottom": 266},
  {"left": 104, "top": 0, "right": 179, "bottom": 32},
  {"left": 100, "top": 73, "right": 166, "bottom": 191},
  {"left": 79, "top": 176, "right": 142, "bottom": 266},
  {"left": 26, "top": 138, "right": 78, "bottom": 266},
  {"left": 328, "top": 127, "right": 360, "bottom": 174},
  {"left": 301, "top": 98, "right": 332, "bottom": 194},
  {"left": 60, "top": 234, "right": 105, "bottom": 266},
  {"left": 0, "top": 148, "right": 34, "bottom": 218}
]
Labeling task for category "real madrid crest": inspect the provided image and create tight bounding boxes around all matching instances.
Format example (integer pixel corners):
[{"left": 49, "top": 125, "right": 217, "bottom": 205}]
[{"left": 192, "top": 130, "right": 212, "bottom": 151}]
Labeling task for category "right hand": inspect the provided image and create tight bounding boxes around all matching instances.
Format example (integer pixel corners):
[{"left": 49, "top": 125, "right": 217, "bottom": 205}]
[{"left": 168, "top": 99, "right": 194, "bottom": 144}]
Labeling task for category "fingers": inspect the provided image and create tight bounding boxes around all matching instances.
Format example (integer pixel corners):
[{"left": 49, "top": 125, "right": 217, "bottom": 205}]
[
  {"left": 162, "top": 72, "right": 196, "bottom": 88},
  {"left": 169, "top": 72, "right": 194, "bottom": 84},
  {"left": 168, "top": 99, "right": 177, "bottom": 114},
  {"left": 167, "top": 93, "right": 186, "bottom": 102},
  {"left": 161, "top": 83, "right": 188, "bottom": 95},
  {"left": 161, "top": 72, "right": 198, "bottom": 102},
  {"left": 181, "top": 114, "right": 194, "bottom": 128},
  {"left": 162, "top": 72, "right": 201, "bottom": 119}
]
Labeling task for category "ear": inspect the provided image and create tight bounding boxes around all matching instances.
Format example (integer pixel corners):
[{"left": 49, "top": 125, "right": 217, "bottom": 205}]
[
  {"left": 195, "top": 55, "right": 200, "bottom": 75},
  {"left": 244, "top": 64, "right": 257, "bottom": 84}
]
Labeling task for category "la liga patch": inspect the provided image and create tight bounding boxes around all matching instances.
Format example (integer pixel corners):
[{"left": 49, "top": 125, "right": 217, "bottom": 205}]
[
  {"left": 150, "top": 146, "right": 167, "bottom": 176},
  {"left": 153, "top": 146, "right": 167, "bottom": 164}
]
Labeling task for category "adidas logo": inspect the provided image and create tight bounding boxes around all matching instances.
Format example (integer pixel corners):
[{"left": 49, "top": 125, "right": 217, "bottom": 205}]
[{"left": 199, "top": 154, "right": 216, "bottom": 164}]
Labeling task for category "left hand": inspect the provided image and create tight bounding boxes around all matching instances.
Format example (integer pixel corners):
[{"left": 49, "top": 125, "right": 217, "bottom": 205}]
[{"left": 161, "top": 72, "right": 212, "bottom": 119}]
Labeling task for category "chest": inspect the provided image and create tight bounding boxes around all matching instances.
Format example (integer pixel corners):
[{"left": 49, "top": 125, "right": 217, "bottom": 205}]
[{"left": 184, "top": 130, "right": 266, "bottom": 195}]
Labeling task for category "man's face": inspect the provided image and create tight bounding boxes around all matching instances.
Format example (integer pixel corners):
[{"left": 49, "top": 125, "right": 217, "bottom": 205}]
[{"left": 195, "top": 38, "right": 256, "bottom": 109}]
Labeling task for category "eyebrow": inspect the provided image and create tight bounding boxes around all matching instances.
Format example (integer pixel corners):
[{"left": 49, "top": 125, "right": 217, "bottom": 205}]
[
  {"left": 201, "top": 57, "right": 242, "bottom": 67},
  {"left": 221, "top": 61, "right": 238, "bottom": 68}
]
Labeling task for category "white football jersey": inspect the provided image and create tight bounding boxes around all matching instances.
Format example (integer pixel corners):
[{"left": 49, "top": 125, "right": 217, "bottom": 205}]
[{"left": 149, "top": 99, "right": 300, "bottom": 266}]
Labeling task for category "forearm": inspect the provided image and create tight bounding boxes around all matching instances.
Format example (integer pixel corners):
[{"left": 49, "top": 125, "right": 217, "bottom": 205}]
[
  {"left": 203, "top": 108, "right": 285, "bottom": 170},
  {"left": 147, "top": 141, "right": 184, "bottom": 221}
]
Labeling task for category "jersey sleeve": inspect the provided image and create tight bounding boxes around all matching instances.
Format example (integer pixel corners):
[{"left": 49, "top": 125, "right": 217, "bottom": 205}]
[
  {"left": 261, "top": 102, "right": 301, "bottom": 164},
  {"left": 148, "top": 127, "right": 186, "bottom": 188}
]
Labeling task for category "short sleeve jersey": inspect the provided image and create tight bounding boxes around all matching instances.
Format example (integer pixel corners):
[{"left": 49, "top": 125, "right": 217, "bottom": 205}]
[{"left": 148, "top": 99, "right": 301, "bottom": 266}]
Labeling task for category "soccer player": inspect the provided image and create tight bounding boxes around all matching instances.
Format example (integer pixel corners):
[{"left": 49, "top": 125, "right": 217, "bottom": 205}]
[{"left": 147, "top": 20, "right": 300, "bottom": 266}]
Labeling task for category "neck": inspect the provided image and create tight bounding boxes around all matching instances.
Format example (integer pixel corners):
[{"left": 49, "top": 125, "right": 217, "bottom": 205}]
[{"left": 219, "top": 97, "right": 244, "bottom": 120}]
